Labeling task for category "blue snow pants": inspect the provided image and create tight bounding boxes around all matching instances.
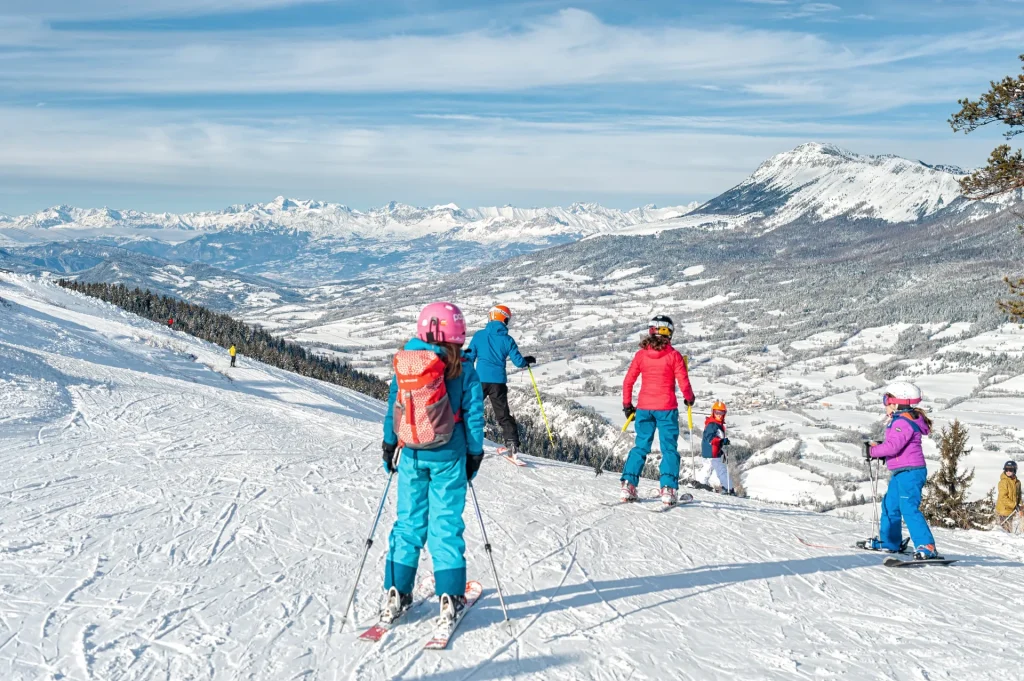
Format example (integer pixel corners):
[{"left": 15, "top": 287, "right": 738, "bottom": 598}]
[
  {"left": 620, "top": 409, "right": 680, "bottom": 490},
  {"left": 880, "top": 467, "right": 935, "bottom": 551},
  {"left": 384, "top": 451, "right": 467, "bottom": 597}
]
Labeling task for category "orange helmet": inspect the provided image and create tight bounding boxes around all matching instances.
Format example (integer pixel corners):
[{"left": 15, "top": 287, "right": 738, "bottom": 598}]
[
  {"left": 489, "top": 304, "right": 512, "bottom": 324},
  {"left": 712, "top": 400, "right": 728, "bottom": 413}
]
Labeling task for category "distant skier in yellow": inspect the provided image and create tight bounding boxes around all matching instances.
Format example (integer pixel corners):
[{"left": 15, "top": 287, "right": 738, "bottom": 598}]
[{"left": 229, "top": 344, "right": 237, "bottom": 368}]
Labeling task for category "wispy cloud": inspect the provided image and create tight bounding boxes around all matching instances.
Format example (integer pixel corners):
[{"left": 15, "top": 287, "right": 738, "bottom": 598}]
[
  {"left": 2, "top": 8, "right": 1021, "bottom": 107},
  {"left": 780, "top": 2, "right": 842, "bottom": 19},
  {"left": 1, "top": 0, "right": 337, "bottom": 20},
  {"left": 0, "top": 105, "right": 999, "bottom": 214}
]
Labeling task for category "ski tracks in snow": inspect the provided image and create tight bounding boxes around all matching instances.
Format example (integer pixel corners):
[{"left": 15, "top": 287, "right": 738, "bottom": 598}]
[{"left": 2, "top": 276, "right": 1024, "bottom": 680}]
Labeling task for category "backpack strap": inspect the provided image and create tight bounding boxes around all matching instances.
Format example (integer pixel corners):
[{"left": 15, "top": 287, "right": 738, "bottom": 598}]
[{"left": 891, "top": 414, "right": 921, "bottom": 433}]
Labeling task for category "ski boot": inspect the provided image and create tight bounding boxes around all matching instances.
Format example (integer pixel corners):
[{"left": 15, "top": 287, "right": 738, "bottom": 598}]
[
  {"left": 503, "top": 441, "right": 520, "bottom": 463},
  {"left": 857, "top": 537, "right": 911, "bottom": 553},
  {"left": 914, "top": 544, "right": 942, "bottom": 560},
  {"left": 660, "top": 486, "right": 678, "bottom": 506},
  {"left": 620, "top": 481, "right": 639, "bottom": 503},
  {"left": 380, "top": 587, "right": 413, "bottom": 624},
  {"left": 435, "top": 593, "right": 466, "bottom": 632}
]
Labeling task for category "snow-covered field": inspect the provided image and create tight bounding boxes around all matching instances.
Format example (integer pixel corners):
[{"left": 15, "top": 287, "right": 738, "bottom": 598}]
[
  {"left": 2, "top": 273, "right": 1024, "bottom": 680},
  {"left": 252, "top": 268, "right": 1024, "bottom": 512}
]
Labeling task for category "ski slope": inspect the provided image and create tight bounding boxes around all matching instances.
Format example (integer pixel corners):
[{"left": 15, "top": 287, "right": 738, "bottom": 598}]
[{"left": 1, "top": 273, "right": 1023, "bottom": 681}]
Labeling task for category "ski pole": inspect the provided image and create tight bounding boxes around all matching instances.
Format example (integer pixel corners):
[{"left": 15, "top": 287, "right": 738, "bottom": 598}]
[
  {"left": 864, "top": 442, "right": 880, "bottom": 536},
  {"left": 725, "top": 452, "right": 731, "bottom": 493},
  {"left": 687, "top": 405, "right": 695, "bottom": 483},
  {"left": 468, "top": 482, "right": 514, "bottom": 638},
  {"left": 683, "top": 356, "right": 696, "bottom": 483},
  {"left": 595, "top": 412, "right": 635, "bottom": 476},
  {"left": 339, "top": 465, "right": 396, "bottom": 632},
  {"left": 527, "top": 367, "right": 555, "bottom": 446}
]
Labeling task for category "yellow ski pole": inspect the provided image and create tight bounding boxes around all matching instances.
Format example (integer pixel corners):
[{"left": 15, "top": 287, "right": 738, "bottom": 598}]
[
  {"left": 595, "top": 412, "right": 636, "bottom": 476},
  {"left": 684, "top": 355, "right": 696, "bottom": 483},
  {"left": 527, "top": 366, "right": 555, "bottom": 446}
]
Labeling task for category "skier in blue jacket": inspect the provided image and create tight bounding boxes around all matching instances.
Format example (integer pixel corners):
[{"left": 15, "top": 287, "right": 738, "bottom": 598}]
[
  {"left": 467, "top": 304, "right": 535, "bottom": 459},
  {"left": 380, "top": 302, "right": 486, "bottom": 630}
]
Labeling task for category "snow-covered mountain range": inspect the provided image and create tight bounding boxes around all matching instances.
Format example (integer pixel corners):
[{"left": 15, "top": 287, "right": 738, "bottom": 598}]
[
  {"left": 0, "top": 197, "right": 700, "bottom": 243},
  {"left": 2, "top": 142, "right": 1020, "bottom": 285}
]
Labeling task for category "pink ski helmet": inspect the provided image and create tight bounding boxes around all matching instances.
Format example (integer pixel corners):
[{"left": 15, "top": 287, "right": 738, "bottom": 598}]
[{"left": 416, "top": 302, "right": 467, "bottom": 345}]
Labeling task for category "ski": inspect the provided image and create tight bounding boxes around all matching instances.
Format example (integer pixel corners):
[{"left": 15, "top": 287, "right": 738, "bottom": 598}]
[
  {"left": 649, "top": 492, "right": 695, "bottom": 512},
  {"left": 496, "top": 447, "right": 527, "bottom": 467},
  {"left": 600, "top": 493, "right": 662, "bottom": 507},
  {"left": 883, "top": 556, "right": 958, "bottom": 568},
  {"left": 797, "top": 536, "right": 911, "bottom": 554},
  {"left": 357, "top": 576, "right": 435, "bottom": 643},
  {"left": 424, "top": 581, "right": 483, "bottom": 650}
]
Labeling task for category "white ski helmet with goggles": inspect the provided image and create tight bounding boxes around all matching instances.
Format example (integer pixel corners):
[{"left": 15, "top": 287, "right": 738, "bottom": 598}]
[
  {"left": 882, "top": 382, "right": 923, "bottom": 407},
  {"left": 648, "top": 315, "right": 674, "bottom": 338}
]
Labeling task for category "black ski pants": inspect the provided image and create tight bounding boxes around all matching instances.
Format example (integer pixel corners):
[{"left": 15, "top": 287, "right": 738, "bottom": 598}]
[{"left": 482, "top": 383, "right": 519, "bottom": 447}]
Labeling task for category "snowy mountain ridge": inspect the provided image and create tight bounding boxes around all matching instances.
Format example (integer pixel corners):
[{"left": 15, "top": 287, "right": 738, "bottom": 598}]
[
  {"left": 0, "top": 196, "right": 701, "bottom": 244},
  {"left": 693, "top": 142, "right": 982, "bottom": 228}
]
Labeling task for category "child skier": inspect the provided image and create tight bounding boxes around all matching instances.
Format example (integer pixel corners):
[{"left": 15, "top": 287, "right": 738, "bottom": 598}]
[
  {"left": 380, "top": 302, "right": 486, "bottom": 632},
  {"left": 621, "top": 315, "right": 695, "bottom": 505},
  {"left": 700, "top": 401, "right": 734, "bottom": 495},
  {"left": 467, "top": 304, "right": 535, "bottom": 460},
  {"left": 866, "top": 382, "right": 940, "bottom": 560},
  {"left": 997, "top": 460, "right": 1021, "bottom": 531}
]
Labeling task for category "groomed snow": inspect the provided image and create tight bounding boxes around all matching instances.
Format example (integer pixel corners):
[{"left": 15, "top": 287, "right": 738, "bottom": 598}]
[{"left": 2, "top": 274, "right": 1023, "bottom": 681}]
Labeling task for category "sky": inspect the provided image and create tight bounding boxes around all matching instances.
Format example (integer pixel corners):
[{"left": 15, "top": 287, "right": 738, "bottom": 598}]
[{"left": 1, "top": 0, "right": 1022, "bottom": 214}]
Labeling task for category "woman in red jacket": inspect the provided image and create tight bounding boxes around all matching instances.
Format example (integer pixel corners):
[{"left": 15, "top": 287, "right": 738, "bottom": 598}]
[{"left": 621, "top": 315, "right": 696, "bottom": 505}]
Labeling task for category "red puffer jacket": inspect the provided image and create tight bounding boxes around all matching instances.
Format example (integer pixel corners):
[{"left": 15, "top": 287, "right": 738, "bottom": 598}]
[{"left": 622, "top": 345, "right": 695, "bottom": 411}]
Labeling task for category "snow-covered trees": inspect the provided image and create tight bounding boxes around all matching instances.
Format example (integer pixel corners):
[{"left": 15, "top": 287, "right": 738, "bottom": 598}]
[{"left": 921, "top": 420, "right": 994, "bottom": 530}]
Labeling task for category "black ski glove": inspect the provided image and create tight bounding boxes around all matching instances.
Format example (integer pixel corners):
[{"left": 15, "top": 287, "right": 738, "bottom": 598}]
[
  {"left": 863, "top": 442, "right": 876, "bottom": 462},
  {"left": 683, "top": 398, "right": 695, "bottom": 407},
  {"left": 721, "top": 437, "right": 731, "bottom": 447},
  {"left": 623, "top": 404, "right": 636, "bottom": 419},
  {"left": 466, "top": 453, "right": 484, "bottom": 480},
  {"left": 382, "top": 440, "right": 398, "bottom": 473},
  {"left": 523, "top": 356, "right": 537, "bottom": 366}
]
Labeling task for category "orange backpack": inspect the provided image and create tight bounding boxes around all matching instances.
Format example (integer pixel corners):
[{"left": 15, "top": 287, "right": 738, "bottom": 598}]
[{"left": 392, "top": 350, "right": 458, "bottom": 449}]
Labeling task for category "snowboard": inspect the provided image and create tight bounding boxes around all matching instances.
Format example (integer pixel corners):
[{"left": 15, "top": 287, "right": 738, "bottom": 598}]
[
  {"left": 883, "top": 556, "right": 958, "bottom": 568},
  {"left": 424, "top": 580, "right": 484, "bottom": 650},
  {"left": 358, "top": 576, "right": 435, "bottom": 643}
]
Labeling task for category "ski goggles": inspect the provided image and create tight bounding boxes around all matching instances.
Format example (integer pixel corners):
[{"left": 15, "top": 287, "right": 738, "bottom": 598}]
[{"left": 883, "top": 394, "right": 921, "bottom": 407}]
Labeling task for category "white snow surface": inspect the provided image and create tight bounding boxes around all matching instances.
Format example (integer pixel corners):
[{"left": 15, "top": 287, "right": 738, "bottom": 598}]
[{"left": 1, "top": 273, "right": 1023, "bottom": 681}]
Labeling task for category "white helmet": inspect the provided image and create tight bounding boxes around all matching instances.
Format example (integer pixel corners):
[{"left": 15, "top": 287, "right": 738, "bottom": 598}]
[{"left": 883, "top": 382, "right": 923, "bottom": 407}]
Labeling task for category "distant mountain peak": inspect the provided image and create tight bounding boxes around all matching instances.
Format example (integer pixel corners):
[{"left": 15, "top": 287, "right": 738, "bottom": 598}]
[{"left": 700, "top": 142, "right": 974, "bottom": 227}]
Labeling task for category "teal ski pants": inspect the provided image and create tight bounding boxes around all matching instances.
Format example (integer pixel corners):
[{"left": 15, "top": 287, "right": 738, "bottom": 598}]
[
  {"left": 384, "top": 451, "right": 467, "bottom": 598},
  {"left": 620, "top": 409, "right": 681, "bottom": 490}
]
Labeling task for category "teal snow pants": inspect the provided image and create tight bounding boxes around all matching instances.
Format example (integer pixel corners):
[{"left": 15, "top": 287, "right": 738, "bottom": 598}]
[
  {"left": 384, "top": 451, "right": 467, "bottom": 598},
  {"left": 620, "top": 409, "right": 681, "bottom": 490}
]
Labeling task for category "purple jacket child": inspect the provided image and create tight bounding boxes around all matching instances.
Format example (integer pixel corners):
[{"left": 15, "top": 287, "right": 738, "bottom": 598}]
[{"left": 870, "top": 411, "right": 930, "bottom": 472}]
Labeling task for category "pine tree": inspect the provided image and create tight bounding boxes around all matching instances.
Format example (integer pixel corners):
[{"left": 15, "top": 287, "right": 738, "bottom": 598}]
[
  {"left": 921, "top": 420, "right": 994, "bottom": 530},
  {"left": 949, "top": 54, "right": 1024, "bottom": 200}
]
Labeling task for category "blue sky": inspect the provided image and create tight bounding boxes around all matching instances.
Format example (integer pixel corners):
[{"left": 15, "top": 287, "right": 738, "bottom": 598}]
[{"left": 1, "top": 0, "right": 1022, "bottom": 214}]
